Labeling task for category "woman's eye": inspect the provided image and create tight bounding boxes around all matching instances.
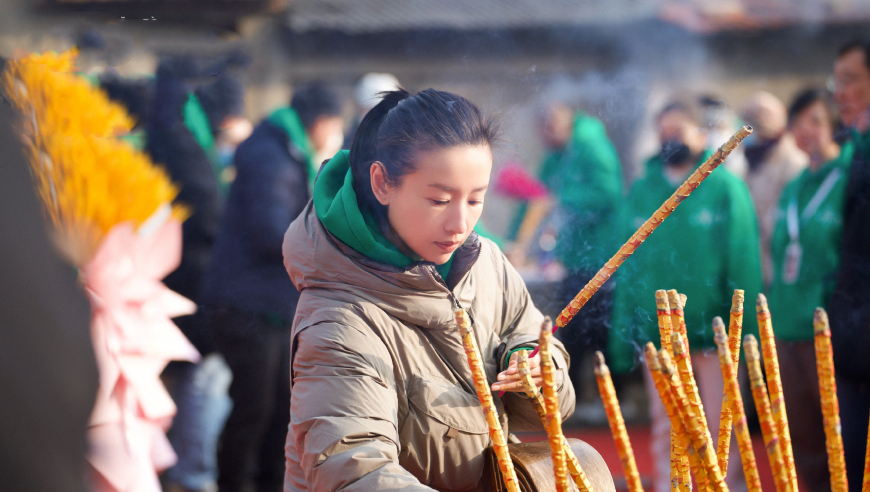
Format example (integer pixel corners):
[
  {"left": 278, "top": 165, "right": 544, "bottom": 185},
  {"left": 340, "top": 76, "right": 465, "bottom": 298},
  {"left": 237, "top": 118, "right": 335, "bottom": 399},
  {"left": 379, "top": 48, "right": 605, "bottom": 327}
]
[
  {"left": 469, "top": 200, "right": 483, "bottom": 206},
  {"left": 431, "top": 199, "right": 449, "bottom": 206}
]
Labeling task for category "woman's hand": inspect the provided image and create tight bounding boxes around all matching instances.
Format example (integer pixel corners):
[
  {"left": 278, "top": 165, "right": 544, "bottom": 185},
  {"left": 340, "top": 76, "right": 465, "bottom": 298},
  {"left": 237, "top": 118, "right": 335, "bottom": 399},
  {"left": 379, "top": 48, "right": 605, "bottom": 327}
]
[{"left": 491, "top": 351, "right": 542, "bottom": 393}]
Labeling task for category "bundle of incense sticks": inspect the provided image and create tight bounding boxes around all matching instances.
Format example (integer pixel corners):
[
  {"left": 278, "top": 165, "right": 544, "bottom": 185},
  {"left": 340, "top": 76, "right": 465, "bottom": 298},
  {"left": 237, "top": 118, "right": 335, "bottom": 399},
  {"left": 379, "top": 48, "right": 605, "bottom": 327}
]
[
  {"left": 453, "top": 309, "right": 520, "bottom": 492},
  {"left": 672, "top": 333, "right": 729, "bottom": 492},
  {"left": 712, "top": 317, "right": 761, "bottom": 492},
  {"left": 745, "top": 335, "right": 791, "bottom": 492},
  {"left": 517, "top": 348, "right": 595, "bottom": 492},
  {"left": 655, "top": 290, "right": 692, "bottom": 492},
  {"left": 644, "top": 343, "right": 696, "bottom": 492},
  {"left": 595, "top": 351, "right": 645, "bottom": 492}
]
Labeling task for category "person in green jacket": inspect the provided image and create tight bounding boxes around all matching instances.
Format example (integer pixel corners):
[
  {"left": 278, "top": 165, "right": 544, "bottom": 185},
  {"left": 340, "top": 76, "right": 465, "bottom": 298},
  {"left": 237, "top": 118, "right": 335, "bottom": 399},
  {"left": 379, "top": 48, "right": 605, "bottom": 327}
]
[
  {"left": 608, "top": 98, "right": 762, "bottom": 492},
  {"left": 509, "top": 104, "right": 622, "bottom": 415},
  {"left": 769, "top": 89, "right": 853, "bottom": 492}
]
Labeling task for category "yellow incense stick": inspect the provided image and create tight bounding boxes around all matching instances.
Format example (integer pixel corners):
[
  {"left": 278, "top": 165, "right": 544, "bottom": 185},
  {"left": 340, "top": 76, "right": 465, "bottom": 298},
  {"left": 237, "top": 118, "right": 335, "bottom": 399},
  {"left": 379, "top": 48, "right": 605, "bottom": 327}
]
[
  {"left": 672, "top": 333, "right": 728, "bottom": 492},
  {"left": 745, "top": 335, "right": 791, "bottom": 492},
  {"left": 644, "top": 343, "right": 694, "bottom": 492},
  {"left": 454, "top": 309, "right": 520, "bottom": 492},
  {"left": 814, "top": 308, "right": 848, "bottom": 492},
  {"left": 716, "top": 290, "right": 744, "bottom": 477},
  {"left": 517, "top": 350, "right": 594, "bottom": 492},
  {"left": 863, "top": 411, "right": 870, "bottom": 492},
  {"left": 550, "top": 126, "right": 753, "bottom": 334},
  {"left": 667, "top": 291, "right": 690, "bottom": 358},
  {"left": 660, "top": 349, "right": 711, "bottom": 492},
  {"left": 757, "top": 294, "right": 798, "bottom": 492},
  {"left": 655, "top": 291, "right": 688, "bottom": 492},
  {"left": 712, "top": 317, "right": 761, "bottom": 492},
  {"left": 540, "top": 319, "right": 571, "bottom": 492},
  {"left": 595, "top": 351, "right": 644, "bottom": 492}
]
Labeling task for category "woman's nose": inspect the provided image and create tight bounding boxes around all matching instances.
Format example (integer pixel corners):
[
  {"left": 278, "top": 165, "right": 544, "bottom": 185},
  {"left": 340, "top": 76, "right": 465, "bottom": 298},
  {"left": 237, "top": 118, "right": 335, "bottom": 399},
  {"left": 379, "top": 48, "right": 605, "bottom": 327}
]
[{"left": 445, "top": 205, "right": 468, "bottom": 235}]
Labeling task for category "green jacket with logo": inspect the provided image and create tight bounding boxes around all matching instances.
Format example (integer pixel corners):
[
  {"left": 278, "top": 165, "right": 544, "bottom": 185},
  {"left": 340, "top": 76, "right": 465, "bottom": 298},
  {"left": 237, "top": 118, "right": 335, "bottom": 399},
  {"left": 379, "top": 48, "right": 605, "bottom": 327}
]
[
  {"left": 768, "top": 142, "right": 854, "bottom": 341},
  {"left": 607, "top": 151, "right": 763, "bottom": 373}
]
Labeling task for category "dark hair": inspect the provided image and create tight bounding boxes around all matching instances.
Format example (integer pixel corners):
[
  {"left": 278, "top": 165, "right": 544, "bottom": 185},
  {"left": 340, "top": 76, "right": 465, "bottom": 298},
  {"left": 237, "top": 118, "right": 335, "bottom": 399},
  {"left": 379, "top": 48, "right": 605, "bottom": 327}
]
[
  {"left": 838, "top": 39, "right": 870, "bottom": 71},
  {"left": 290, "top": 82, "right": 342, "bottom": 130},
  {"left": 657, "top": 98, "right": 703, "bottom": 126},
  {"left": 195, "top": 74, "right": 246, "bottom": 130},
  {"left": 788, "top": 88, "right": 838, "bottom": 128},
  {"left": 99, "top": 73, "right": 153, "bottom": 128},
  {"left": 348, "top": 88, "right": 500, "bottom": 222}
]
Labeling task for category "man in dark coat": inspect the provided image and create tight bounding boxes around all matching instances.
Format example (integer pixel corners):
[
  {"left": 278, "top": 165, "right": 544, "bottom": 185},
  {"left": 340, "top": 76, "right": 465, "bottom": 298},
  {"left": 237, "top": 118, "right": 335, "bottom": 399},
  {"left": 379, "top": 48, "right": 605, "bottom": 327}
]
[
  {"left": 200, "top": 82, "right": 343, "bottom": 492},
  {"left": 145, "top": 57, "right": 247, "bottom": 492},
  {"left": 829, "top": 39, "right": 870, "bottom": 492}
]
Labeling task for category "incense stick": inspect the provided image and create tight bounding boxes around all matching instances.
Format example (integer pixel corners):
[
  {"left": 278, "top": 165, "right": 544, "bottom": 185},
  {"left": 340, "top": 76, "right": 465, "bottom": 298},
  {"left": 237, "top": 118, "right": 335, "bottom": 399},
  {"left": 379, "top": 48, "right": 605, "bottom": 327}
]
[
  {"left": 757, "top": 294, "right": 798, "bottom": 492},
  {"left": 814, "top": 308, "right": 848, "bottom": 492},
  {"left": 595, "top": 351, "right": 644, "bottom": 492},
  {"left": 712, "top": 317, "right": 761, "bottom": 492},
  {"left": 454, "top": 309, "right": 520, "bottom": 492},
  {"left": 548, "top": 126, "right": 753, "bottom": 339}
]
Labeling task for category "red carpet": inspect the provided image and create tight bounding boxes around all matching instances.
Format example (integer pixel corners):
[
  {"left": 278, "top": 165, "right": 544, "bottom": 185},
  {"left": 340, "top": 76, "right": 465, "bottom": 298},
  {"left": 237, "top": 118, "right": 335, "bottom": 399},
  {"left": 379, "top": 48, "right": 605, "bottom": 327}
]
[{"left": 516, "top": 426, "right": 802, "bottom": 492}]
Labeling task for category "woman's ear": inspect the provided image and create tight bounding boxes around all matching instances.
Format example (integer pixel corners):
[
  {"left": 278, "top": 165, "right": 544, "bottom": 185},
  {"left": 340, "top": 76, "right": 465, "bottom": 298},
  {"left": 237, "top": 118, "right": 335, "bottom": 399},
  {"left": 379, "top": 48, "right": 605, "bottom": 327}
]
[{"left": 370, "top": 161, "right": 392, "bottom": 206}]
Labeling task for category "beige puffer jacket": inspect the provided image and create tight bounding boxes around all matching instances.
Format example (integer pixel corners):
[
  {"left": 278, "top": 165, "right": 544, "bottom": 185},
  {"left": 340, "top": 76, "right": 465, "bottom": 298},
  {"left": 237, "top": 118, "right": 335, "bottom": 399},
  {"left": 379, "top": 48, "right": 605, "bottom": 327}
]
[{"left": 282, "top": 203, "right": 575, "bottom": 491}]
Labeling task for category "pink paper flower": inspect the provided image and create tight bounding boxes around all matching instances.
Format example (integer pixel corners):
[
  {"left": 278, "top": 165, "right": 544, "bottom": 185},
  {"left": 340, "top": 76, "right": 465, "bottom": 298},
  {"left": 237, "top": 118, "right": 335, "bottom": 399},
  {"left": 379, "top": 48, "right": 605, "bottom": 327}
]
[{"left": 83, "top": 217, "right": 200, "bottom": 492}]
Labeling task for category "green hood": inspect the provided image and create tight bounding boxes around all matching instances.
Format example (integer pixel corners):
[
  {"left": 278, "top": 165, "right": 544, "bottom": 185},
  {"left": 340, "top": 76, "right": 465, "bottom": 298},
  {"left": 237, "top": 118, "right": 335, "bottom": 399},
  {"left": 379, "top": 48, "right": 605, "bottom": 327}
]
[{"left": 312, "top": 150, "right": 453, "bottom": 278}]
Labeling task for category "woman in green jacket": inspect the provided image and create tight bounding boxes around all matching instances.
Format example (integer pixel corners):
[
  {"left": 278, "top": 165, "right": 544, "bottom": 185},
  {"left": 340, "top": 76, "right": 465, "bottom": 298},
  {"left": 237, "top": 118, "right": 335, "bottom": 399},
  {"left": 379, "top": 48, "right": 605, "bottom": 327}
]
[
  {"left": 281, "top": 89, "right": 611, "bottom": 491},
  {"left": 769, "top": 89, "right": 853, "bottom": 492}
]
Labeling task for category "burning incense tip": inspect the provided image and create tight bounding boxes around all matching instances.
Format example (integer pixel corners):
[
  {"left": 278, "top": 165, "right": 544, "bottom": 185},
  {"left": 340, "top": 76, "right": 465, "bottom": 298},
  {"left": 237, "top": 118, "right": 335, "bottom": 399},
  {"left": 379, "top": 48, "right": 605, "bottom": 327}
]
[
  {"left": 814, "top": 308, "right": 829, "bottom": 334},
  {"left": 594, "top": 351, "right": 607, "bottom": 372},
  {"left": 732, "top": 290, "right": 745, "bottom": 311},
  {"left": 757, "top": 293, "right": 770, "bottom": 311}
]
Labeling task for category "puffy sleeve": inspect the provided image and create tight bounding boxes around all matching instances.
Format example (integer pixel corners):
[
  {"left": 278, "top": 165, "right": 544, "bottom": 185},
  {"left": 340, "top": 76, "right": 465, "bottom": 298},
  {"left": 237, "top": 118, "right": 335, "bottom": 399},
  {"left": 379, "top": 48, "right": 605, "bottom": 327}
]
[
  {"left": 491, "top": 243, "right": 576, "bottom": 430},
  {"left": 287, "top": 320, "right": 434, "bottom": 491}
]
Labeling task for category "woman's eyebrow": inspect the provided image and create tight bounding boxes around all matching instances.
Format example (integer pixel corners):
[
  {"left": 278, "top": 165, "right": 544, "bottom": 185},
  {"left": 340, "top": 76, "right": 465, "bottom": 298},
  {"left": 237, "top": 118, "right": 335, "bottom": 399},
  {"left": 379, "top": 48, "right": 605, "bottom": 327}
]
[{"left": 428, "top": 183, "right": 489, "bottom": 192}]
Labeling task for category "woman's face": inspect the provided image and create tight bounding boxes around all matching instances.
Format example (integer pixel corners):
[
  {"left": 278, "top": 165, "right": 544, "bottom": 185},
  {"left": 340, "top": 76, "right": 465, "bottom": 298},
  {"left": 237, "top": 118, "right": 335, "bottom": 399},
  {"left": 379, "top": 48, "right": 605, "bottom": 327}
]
[
  {"left": 372, "top": 145, "right": 493, "bottom": 265},
  {"left": 791, "top": 100, "right": 834, "bottom": 159}
]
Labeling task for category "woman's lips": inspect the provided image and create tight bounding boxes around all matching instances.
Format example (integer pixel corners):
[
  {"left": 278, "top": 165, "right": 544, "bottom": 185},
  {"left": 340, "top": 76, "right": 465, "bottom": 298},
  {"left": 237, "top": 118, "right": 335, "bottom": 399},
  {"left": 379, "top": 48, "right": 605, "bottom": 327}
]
[{"left": 435, "top": 241, "right": 461, "bottom": 253}]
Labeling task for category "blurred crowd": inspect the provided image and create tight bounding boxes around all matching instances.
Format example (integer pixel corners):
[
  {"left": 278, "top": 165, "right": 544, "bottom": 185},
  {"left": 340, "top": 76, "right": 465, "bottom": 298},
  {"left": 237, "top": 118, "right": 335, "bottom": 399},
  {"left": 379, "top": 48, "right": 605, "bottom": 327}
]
[{"left": 5, "top": 35, "right": 869, "bottom": 492}]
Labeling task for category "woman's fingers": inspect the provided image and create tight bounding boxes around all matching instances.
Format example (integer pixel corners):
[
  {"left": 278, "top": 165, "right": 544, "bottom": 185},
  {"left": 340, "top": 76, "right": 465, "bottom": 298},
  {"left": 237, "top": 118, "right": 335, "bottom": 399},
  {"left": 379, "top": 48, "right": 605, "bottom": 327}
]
[{"left": 491, "top": 374, "right": 545, "bottom": 392}]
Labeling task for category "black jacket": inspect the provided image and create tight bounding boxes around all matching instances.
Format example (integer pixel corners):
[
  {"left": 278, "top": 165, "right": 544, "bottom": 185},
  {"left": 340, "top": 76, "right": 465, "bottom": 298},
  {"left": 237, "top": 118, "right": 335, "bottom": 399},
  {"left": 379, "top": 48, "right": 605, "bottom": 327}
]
[
  {"left": 200, "top": 119, "right": 309, "bottom": 322},
  {"left": 830, "top": 134, "right": 870, "bottom": 382},
  {"left": 145, "top": 76, "right": 222, "bottom": 352}
]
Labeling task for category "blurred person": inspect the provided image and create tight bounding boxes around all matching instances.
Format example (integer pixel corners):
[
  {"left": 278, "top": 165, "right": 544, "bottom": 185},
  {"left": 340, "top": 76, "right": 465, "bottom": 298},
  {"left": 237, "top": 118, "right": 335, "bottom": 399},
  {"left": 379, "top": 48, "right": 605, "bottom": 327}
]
[
  {"left": 700, "top": 94, "right": 748, "bottom": 178},
  {"left": 829, "top": 39, "right": 870, "bottom": 492},
  {"left": 511, "top": 102, "right": 622, "bottom": 421},
  {"left": 200, "top": 82, "right": 343, "bottom": 492},
  {"left": 145, "top": 58, "right": 247, "bottom": 492},
  {"left": 768, "top": 89, "right": 850, "bottom": 492},
  {"left": 0, "top": 74, "right": 99, "bottom": 492},
  {"left": 608, "top": 98, "right": 761, "bottom": 492},
  {"left": 343, "top": 72, "right": 400, "bottom": 148},
  {"left": 740, "top": 91, "right": 808, "bottom": 288}
]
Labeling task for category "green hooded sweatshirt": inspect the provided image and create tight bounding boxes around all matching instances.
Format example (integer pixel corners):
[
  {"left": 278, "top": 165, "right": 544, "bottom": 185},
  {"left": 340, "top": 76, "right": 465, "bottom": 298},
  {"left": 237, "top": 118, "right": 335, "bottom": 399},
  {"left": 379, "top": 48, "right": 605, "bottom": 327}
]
[
  {"left": 607, "top": 151, "right": 763, "bottom": 374},
  {"left": 511, "top": 113, "right": 622, "bottom": 271},
  {"left": 768, "top": 141, "right": 854, "bottom": 341},
  {"left": 312, "top": 150, "right": 454, "bottom": 279}
]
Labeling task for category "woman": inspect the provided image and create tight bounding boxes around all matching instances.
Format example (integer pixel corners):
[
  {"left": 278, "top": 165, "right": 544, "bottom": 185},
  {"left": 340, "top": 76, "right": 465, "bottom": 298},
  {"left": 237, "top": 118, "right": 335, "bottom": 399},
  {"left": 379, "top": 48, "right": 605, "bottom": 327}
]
[
  {"left": 769, "top": 88, "right": 854, "bottom": 492},
  {"left": 281, "top": 89, "right": 577, "bottom": 491}
]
